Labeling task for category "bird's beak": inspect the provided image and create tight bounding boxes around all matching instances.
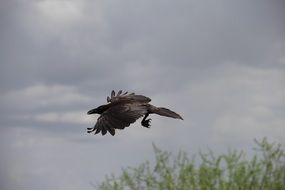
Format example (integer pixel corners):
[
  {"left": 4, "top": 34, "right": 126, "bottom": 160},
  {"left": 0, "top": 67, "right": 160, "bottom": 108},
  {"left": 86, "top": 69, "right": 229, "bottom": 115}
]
[{"left": 87, "top": 108, "right": 97, "bottom": 115}]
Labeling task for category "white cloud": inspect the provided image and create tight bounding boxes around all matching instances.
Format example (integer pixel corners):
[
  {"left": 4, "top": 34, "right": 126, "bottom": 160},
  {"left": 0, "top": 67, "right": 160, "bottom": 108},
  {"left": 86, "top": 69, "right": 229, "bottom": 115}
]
[
  {"left": 34, "top": 110, "right": 92, "bottom": 124},
  {"left": 36, "top": 0, "right": 84, "bottom": 24},
  {"left": 1, "top": 84, "right": 92, "bottom": 111},
  {"left": 0, "top": 127, "right": 97, "bottom": 190},
  {"left": 206, "top": 64, "right": 285, "bottom": 145}
]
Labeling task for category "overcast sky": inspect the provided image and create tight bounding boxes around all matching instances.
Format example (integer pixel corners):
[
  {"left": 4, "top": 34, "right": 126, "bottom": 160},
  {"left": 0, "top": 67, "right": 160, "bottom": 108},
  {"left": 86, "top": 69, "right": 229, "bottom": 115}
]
[{"left": 0, "top": 0, "right": 285, "bottom": 190}]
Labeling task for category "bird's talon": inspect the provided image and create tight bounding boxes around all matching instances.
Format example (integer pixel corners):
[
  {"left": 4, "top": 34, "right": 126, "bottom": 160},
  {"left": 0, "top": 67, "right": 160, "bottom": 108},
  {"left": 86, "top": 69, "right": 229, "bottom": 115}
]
[
  {"left": 87, "top": 127, "right": 95, "bottom": 133},
  {"left": 141, "top": 118, "right": 152, "bottom": 128}
]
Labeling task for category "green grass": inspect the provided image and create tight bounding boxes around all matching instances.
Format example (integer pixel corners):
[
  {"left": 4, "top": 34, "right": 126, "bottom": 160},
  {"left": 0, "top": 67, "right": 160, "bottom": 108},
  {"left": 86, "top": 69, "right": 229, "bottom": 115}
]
[{"left": 98, "top": 138, "right": 285, "bottom": 190}]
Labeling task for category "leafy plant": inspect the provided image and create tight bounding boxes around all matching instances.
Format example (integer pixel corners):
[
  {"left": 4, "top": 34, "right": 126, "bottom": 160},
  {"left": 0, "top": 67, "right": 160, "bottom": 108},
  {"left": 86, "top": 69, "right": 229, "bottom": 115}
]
[{"left": 98, "top": 138, "right": 285, "bottom": 190}]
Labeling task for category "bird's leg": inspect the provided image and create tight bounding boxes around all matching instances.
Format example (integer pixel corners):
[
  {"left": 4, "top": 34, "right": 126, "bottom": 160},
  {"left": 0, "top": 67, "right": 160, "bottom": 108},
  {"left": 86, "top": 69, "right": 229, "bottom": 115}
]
[
  {"left": 141, "top": 113, "right": 151, "bottom": 128},
  {"left": 87, "top": 126, "right": 96, "bottom": 133}
]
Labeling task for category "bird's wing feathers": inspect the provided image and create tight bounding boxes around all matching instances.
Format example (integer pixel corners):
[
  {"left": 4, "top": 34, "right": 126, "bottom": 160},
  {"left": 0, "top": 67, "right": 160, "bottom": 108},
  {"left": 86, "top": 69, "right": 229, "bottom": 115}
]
[
  {"left": 94, "top": 103, "right": 148, "bottom": 136},
  {"left": 107, "top": 90, "right": 151, "bottom": 103}
]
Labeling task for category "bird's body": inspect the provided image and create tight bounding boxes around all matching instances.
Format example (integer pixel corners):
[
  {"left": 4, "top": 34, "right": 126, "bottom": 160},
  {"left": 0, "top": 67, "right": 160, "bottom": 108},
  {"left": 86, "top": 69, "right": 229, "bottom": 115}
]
[{"left": 87, "top": 90, "right": 183, "bottom": 136}]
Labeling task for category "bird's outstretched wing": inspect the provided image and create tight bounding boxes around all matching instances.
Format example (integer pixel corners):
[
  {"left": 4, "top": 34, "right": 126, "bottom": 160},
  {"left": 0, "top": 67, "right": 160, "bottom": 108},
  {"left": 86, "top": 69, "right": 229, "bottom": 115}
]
[
  {"left": 107, "top": 90, "right": 151, "bottom": 103},
  {"left": 92, "top": 103, "right": 148, "bottom": 136}
]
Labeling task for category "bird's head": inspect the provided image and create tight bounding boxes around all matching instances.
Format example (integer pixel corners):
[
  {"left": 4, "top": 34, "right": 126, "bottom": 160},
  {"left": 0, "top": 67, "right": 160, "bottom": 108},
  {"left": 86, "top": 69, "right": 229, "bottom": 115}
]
[{"left": 87, "top": 105, "right": 108, "bottom": 115}]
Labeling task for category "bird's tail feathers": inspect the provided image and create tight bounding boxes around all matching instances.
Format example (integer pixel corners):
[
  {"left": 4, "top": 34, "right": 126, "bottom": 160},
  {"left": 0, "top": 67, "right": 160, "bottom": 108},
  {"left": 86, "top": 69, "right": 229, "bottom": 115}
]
[{"left": 150, "top": 106, "right": 183, "bottom": 120}]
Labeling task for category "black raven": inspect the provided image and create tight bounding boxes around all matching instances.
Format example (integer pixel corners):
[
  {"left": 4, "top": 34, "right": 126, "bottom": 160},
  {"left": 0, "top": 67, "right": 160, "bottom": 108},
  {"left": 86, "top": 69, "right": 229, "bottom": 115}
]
[{"left": 87, "top": 90, "right": 183, "bottom": 136}]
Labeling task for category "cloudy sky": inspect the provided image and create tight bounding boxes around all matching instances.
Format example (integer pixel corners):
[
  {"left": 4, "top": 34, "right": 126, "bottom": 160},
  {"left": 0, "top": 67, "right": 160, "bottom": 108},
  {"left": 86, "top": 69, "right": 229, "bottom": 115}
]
[{"left": 0, "top": 0, "right": 285, "bottom": 189}]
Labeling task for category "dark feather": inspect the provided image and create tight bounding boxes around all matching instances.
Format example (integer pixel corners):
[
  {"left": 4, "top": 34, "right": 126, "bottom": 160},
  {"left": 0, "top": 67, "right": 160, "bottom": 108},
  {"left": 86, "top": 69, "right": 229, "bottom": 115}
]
[
  {"left": 117, "top": 90, "right": 122, "bottom": 96},
  {"left": 108, "top": 128, "right": 115, "bottom": 136},
  {"left": 101, "top": 128, "right": 107, "bottom": 135},
  {"left": 95, "top": 127, "right": 101, "bottom": 134},
  {"left": 111, "top": 90, "right": 115, "bottom": 98}
]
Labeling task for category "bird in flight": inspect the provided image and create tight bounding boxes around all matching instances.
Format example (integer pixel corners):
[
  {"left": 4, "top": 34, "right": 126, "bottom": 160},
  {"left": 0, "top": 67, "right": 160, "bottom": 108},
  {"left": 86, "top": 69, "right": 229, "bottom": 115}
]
[{"left": 87, "top": 90, "right": 183, "bottom": 136}]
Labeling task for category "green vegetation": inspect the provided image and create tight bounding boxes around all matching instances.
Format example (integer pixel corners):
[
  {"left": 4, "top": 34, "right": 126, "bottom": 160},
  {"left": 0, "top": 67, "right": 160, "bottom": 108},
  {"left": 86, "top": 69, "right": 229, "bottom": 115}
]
[{"left": 98, "top": 138, "right": 285, "bottom": 190}]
